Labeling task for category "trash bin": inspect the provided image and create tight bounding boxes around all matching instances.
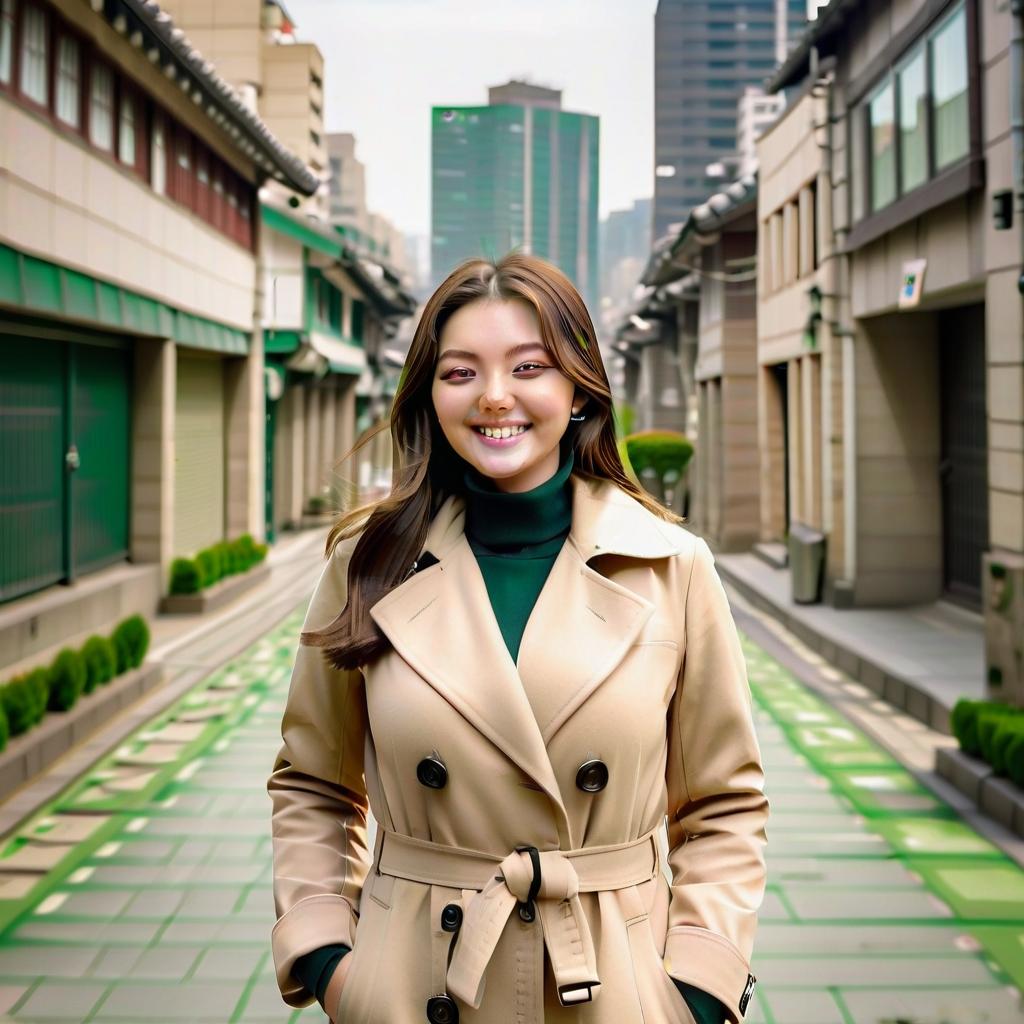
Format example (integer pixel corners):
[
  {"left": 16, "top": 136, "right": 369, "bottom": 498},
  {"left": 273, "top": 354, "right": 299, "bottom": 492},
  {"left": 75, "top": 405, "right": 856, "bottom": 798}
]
[{"left": 789, "top": 522, "right": 826, "bottom": 604}]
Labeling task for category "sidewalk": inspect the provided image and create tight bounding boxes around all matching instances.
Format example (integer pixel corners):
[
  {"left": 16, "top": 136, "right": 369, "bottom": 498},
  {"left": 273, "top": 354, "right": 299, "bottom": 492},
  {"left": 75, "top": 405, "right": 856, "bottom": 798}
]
[
  {"left": 715, "top": 552, "right": 985, "bottom": 734},
  {"left": 0, "top": 526, "right": 331, "bottom": 844}
]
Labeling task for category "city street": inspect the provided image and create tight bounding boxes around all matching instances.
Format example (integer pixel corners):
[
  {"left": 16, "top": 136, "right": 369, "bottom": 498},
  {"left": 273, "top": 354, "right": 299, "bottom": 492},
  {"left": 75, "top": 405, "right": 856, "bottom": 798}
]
[{"left": 0, "top": 589, "right": 1020, "bottom": 1023}]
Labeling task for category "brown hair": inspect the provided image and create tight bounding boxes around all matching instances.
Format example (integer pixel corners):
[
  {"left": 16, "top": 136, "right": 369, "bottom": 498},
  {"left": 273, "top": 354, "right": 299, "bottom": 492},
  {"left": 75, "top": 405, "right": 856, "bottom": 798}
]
[{"left": 302, "top": 251, "right": 682, "bottom": 670}]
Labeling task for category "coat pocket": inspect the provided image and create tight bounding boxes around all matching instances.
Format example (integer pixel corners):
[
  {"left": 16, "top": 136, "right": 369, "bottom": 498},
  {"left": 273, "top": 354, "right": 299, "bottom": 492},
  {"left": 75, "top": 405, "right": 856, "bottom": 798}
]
[
  {"left": 619, "top": 883, "right": 696, "bottom": 1024},
  {"left": 334, "top": 873, "right": 394, "bottom": 1023}
]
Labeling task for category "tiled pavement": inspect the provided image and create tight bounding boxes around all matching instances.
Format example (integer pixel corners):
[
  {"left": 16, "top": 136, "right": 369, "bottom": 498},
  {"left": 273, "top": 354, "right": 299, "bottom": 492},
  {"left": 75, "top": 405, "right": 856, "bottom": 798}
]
[{"left": 0, "top": 606, "right": 1021, "bottom": 1022}]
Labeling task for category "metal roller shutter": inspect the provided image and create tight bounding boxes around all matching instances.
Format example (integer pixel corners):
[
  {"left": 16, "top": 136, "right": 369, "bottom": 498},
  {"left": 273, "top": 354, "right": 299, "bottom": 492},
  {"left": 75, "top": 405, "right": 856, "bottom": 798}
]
[{"left": 174, "top": 353, "right": 225, "bottom": 557}]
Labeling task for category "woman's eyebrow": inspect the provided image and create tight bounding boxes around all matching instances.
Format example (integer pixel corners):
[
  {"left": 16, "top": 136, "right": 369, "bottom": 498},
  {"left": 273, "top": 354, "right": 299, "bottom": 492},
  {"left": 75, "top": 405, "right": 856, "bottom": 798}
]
[{"left": 437, "top": 342, "right": 547, "bottom": 362}]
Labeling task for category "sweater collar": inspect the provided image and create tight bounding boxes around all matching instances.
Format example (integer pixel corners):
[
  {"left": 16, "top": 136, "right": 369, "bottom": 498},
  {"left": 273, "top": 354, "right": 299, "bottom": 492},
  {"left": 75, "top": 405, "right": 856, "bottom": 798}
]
[{"left": 463, "top": 448, "right": 575, "bottom": 549}]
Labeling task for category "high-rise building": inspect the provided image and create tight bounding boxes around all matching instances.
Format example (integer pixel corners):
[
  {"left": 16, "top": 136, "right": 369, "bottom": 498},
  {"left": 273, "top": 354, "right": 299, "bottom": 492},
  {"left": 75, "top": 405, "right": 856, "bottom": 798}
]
[
  {"left": 600, "top": 198, "right": 653, "bottom": 310},
  {"left": 736, "top": 86, "right": 787, "bottom": 176},
  {"left": 653, "top": 0, "right": 808, "bottom": 240},
  {"left": 431, "top": 80, "right": 599, "bottom": 309}
]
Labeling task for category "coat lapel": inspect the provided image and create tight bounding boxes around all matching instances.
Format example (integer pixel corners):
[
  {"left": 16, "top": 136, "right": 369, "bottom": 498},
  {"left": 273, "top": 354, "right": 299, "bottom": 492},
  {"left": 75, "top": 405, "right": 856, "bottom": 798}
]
[{"left": 367, "top": 473, "right": 683, "bottom": 823}]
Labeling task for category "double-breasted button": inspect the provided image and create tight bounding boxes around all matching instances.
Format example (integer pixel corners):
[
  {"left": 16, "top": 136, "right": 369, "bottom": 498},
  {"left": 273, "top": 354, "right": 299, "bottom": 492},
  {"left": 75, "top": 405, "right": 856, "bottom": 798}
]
[
  {"left": 417, "top": 755, "right": 448, "bottom": 789},
  {"left": 576, "top": 758, "right": 609, "bottom": 793},
  {"left": 426, "top": 994, "right": 459, "bottom": 1024},
  {"left": 440, "top": 903, "right": 463, "bottom": 932}
]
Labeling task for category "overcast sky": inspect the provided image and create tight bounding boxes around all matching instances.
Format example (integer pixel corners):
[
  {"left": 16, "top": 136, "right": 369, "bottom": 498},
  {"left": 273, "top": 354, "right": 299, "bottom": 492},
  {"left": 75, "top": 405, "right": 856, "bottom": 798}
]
[
  {"left": 285, "top": 1, "right": 827, "bottom": 237},
  {"left": 285, "top": 0, "right": 660, "bottom": 237}
]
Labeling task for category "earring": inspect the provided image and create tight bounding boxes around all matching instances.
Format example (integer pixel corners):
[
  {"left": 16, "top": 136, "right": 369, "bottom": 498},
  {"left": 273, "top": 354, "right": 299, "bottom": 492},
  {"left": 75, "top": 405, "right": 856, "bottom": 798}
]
[{"left": 569, "top": 411, "right": 586, "bottom": 422}]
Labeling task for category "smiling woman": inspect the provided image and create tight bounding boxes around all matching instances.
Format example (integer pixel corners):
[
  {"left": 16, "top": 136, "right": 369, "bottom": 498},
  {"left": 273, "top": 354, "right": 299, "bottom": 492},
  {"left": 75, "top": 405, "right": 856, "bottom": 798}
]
[{"left": 267, "top": 251, "right": 767, "bottom": 1024}]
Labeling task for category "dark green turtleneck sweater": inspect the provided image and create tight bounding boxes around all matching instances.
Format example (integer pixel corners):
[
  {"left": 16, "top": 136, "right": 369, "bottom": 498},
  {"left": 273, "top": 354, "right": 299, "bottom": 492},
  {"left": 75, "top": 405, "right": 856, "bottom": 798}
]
[{"left": 293, "top": 448, "right": 725, "bottom": 1024}]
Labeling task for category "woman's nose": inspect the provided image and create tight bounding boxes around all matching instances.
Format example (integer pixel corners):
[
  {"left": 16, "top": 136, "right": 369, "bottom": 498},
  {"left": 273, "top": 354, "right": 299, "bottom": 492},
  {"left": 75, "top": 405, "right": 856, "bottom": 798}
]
[{"left": 479, "top": 375, "right": 514, "bottom": 411}]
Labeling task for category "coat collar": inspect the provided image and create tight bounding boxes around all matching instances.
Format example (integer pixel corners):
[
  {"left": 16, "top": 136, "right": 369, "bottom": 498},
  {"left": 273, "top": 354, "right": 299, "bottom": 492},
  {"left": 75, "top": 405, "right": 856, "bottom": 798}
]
[{"left": 368, "top": 473, "right": 682, "bottom": 846}]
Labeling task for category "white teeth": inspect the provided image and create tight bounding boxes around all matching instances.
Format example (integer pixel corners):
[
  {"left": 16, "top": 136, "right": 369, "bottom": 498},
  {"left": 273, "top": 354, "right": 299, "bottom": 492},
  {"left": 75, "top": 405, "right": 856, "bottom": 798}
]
[{"left": 476, "top": 425, "right": 527, "bottom": 438}]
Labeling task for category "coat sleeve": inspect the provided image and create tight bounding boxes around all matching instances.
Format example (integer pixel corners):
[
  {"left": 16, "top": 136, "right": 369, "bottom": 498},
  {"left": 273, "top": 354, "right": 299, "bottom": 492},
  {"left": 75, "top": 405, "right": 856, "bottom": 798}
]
[
  {"left": 663, "top": 537, "right": 769, "bottom": 1023},
  {"left": 267, "top": 535, "right": 372, "bottom": 1008}
]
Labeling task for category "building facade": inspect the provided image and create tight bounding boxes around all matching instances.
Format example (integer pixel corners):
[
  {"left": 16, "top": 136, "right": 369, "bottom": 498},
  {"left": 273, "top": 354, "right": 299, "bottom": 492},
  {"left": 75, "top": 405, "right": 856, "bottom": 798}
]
[
  {"left": 653, "top": 0, "right": 808, "bottom": 240},
  {"left": 0, "top": 0, "right": 317, "bottom": 669},
  {"left": 431, "top": 80, "right": 599, "bottom": 308}
]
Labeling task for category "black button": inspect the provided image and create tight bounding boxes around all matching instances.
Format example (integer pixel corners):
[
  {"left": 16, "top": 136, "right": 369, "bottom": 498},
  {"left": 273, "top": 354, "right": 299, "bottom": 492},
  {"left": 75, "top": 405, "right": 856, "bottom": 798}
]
[
  {"left": 441, "top": 903, "right": 463, "bottom": 932},
  {"left": 417, "top": 755, "right": 448, "bottom": 789},
  {"left": 576, "top": 759, "right": 608, "bottom": 793},
  {"left": 426, "top": 994, "right": 459, "bottom": 1024}
]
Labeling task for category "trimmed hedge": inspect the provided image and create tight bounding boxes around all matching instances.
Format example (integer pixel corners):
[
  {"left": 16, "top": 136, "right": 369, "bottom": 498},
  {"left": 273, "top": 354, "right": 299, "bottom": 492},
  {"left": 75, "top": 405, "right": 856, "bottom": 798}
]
[
  {"left": 168, "top": 534, "right": 269, "bottom": 595},
  {"left": 0, "top": 614, "right": 152, "bottom": 752},
  {"left": 624, "top": 430, "right": 694, "bottom": 480},
  {"left": 952, "top": 698, "right": 1024, "bottom": 787}
]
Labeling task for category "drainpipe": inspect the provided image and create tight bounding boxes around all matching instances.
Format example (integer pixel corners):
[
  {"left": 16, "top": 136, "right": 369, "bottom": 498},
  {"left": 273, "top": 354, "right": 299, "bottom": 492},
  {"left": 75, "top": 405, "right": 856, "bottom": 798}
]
[{"left": 1012, "top": 0, "right": 1024, "bottom": 291}]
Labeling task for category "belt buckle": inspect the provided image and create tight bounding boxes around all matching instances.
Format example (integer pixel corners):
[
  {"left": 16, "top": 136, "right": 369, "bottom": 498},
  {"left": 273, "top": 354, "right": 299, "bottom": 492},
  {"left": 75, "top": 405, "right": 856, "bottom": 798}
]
[
  {"left": 513, "top": 844, "right": 541, "bottom": 923},
  {"left": 557, "top": 981, "right": 595, "bottom": 1006}
]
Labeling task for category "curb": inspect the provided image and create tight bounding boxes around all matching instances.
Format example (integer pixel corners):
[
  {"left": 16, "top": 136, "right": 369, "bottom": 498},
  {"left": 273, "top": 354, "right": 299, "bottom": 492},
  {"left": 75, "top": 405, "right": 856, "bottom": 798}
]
[
  {"left": 716, "top": 561, "right": 953, "bottom": 734},
  {"left": 936, "top": 746, "right": 1024, "bottom": 838},
  {"left": 159, "top": 562, "right": 272, "bottom": 615},
  {"left": 0, "top": 661, "right": 164, "bottom": 804}
]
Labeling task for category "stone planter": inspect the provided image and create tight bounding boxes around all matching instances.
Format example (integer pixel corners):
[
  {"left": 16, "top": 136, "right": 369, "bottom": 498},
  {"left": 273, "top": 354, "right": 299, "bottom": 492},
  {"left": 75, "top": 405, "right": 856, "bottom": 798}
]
[
  {"left": 159, "top": 562, "right": 271, "bottom": 615},
  {"left": 0, "top": 661, "right": 163, "bottom": 804},
  {"left": 936, "top": 746, "right": 1024, "bottom": 838}
]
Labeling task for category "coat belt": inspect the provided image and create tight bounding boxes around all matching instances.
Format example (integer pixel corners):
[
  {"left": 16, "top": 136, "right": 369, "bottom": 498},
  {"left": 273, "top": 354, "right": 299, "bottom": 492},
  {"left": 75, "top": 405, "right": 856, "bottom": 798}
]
[{"left": 376, "top": 827, "right": 660, "bottom": 1009}]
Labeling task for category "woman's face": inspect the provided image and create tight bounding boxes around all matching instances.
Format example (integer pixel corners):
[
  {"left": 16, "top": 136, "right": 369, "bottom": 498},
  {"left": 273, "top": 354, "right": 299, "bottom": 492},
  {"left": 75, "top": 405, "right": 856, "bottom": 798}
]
[{"left": 431, "top": 298, "right": 583, "bottom": 493}]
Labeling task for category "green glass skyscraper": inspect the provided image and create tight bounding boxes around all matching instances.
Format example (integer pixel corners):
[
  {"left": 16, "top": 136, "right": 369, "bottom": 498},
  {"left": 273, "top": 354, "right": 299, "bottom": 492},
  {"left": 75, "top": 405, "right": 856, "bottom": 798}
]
[{"left": 431, "top": 81, "right": 600, "bottom": 311}]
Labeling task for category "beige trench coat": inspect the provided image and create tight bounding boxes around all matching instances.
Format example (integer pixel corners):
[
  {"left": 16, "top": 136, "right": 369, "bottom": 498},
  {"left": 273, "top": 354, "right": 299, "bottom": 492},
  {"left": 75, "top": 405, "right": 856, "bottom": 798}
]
[{"left": 268, "top": 473, "right": 768, "bottom": 1024}]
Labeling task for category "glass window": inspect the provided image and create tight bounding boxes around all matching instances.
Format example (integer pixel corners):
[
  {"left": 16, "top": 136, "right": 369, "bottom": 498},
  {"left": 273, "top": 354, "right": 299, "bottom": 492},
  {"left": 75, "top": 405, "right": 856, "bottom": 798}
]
[
  {"left": 19, "top": 4, "right": 48, "bottom": 106},
  {"left": 56, "top": 36, "right": 80, "bottom": 128},
  {"left": 850, "top": 105, "right": 866, "bottom": 223},
  {"left": 898, "top": 47, "right": 927, "bottom": 192},
  {"left": 118, "top": 90, "right": 136, "bottom": 165},
  {"left": 931, "top": 4, "right": 968, "bottom": 170},
  {"left": 151, "top": 115, "right": 166, "bottom": 195},
  {"left": 869, "top": 81, "right": 896, "bottom": 211},
  {"left": 0, "top": 0, "right": 16, "bottom": 85},
  {"left": 89, "top": 62, "right": 114, "bottom": 151}
]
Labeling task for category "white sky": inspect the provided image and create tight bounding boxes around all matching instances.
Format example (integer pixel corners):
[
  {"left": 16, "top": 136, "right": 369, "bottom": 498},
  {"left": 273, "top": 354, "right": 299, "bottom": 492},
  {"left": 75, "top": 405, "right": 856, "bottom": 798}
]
[
  {"left": 285, "top": 1, "right": 826, "bottom": 237},
  {"left": 285, "top": 0, "right": 660, "bottom": 237}
]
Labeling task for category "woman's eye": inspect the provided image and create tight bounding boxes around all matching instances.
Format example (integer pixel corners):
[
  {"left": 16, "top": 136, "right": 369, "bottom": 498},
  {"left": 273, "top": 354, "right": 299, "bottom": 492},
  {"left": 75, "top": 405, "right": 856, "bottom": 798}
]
[
  {"left": 515, "top": 362, "right": 547, "bottom": 373},
  {"left": 441, "top": 367, "right": 473, "bottom": 380}
]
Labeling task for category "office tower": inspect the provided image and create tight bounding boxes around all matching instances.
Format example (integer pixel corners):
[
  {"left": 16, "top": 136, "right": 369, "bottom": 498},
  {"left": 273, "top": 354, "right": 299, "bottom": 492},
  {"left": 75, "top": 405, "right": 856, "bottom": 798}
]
[
  {"left": 653, "top": 0, "right": 808, "bottom": 239},
  {"left": 431, "top": 80, "right": 599, "bottom": 309}
]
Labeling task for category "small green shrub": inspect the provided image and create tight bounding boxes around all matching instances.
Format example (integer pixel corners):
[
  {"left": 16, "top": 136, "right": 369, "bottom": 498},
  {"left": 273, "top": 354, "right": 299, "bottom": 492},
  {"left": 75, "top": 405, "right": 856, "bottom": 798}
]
[
  {"left": 978, "top": 705, "right": 1024, "bottom": 767},
  {"left": 233, "top": 534, "right": 257, "bottom": 571},
  {"left": 0, "top": 700, "right": 8, "bottom": 753},
  {"left": 215, "top": 539, "right": 238, "bottom": 577},
  {"left": 307, "top": 494, "right": 327, "bottom": 515},
  {"left": 195, "top": 547, "right": 222, "bottom": 589},
  {"left": 952, "top": 699, "right": 985, "bottom": 755},
  {"left": 624, "top": 430, "right": 695, "bottom": 480},
  {"left": 990, "top": 716, "right": 1024, "bottom": 777},
  {"left": 81, "top": 636, "right": 117, "bottom": 694},
  {"left": 169, "top": 557, "right": 201, "bottom": 595},
  {"left": 1006, "top": 726, "right": 1024, "bottom": 789},
  {"left": 1, "top": 677, "right": 35, "bottom": 735},
  {"left": 47, "top": 648, "right": 86, "bottom": 712},
  {"left": 253, "top": 541, "right": 268, "bottom": 563},
  {"left": 25, "top": 667, "right": 49, "bottom": 724},
  {"left": 111, "top": 615, "right": 150, "bottom": 673}
]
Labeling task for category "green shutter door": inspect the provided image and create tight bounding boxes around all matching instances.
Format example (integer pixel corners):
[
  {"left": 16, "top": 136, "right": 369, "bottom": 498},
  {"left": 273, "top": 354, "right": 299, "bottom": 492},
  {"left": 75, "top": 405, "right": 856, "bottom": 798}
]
[
  {"left": 72, "top": 344, "right": 131, "bottom": 575},
  {"left": 174, "top": 354, "right": 225, "bottom": 556},
  {"left": 0, "top": 337, "right": 65, "bottom": 602}
]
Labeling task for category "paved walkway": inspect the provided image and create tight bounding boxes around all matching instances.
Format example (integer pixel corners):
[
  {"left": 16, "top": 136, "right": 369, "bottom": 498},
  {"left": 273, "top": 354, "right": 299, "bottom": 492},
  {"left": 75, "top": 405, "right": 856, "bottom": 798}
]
[
  {"left": 0, "top": 597, "right": 1020, "bottom": 1022},
  {"left": 717, "top": 552, "right": 986, "bottom": 731}
]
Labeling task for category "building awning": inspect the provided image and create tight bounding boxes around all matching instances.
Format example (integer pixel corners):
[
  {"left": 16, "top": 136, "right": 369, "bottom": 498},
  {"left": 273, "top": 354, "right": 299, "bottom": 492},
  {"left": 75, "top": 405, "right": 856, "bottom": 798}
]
[
  {"left": 261, "top": 203, "right": 344, "bottom": 261},
  {"left": 310, "top": 332, "right": 367, "bottom": 375},
  {"left": 0, "top": 242, "right": 249, "bottom": 354}
]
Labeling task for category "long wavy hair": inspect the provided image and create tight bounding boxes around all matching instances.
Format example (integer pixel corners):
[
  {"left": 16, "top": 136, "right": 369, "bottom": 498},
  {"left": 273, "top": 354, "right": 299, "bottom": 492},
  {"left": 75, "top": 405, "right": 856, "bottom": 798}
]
[{"left": 301, "top": 251, "right": 682, "bottom": 670}]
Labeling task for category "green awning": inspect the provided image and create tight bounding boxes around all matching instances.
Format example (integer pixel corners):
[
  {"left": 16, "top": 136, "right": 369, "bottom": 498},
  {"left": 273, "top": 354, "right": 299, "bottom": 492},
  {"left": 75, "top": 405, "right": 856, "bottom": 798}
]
[
  {"left": 264, "top": 329, "right": 303, "bottom": 354},
  {"left": 0, "top": 243, "right": 250, "bottom": 355},
  {"left": 261, "top": 203, "right": 344, "bottom": 260}
]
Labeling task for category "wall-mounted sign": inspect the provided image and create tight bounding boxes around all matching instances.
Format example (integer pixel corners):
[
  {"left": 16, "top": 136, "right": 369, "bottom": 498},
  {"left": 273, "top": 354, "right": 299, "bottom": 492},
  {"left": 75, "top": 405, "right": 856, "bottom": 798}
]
[{"left": 899, "top": 258, "right": 927, "bottom": 309}]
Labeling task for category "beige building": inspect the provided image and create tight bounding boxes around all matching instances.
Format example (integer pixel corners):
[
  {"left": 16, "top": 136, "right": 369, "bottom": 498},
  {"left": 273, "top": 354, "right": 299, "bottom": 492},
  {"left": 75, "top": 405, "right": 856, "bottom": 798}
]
[
  {"left": 0, "top": 0, "right": 316, "bottom": 670},
  {"left": 766, "top": 0, "right": 1024, "bottom": 701},
  {"left": 158, "top": 0, "right": 328, "bottom": 215}
]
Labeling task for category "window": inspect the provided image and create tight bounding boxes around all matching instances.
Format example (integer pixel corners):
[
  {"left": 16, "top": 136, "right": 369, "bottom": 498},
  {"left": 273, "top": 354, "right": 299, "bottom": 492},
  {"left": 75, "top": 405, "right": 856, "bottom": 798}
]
[
  {"left": 89, "top": 62, "right": 114, "bottom": 151},
  {"left": 19, "top": 4, "right": 48, "bottom": 106},
  {"left": 869, "top": 80, "right": 895, "bottom": 212},
  {"left": 0, "top": 0, "right": 14, "bottom": 85},
  {"left": 55, "top": 35, "right": 80, "bottom": 128},
  {"left": 151, "top": 113, "right": 167, "bottom": 194},
  {"left": 931, "top": 4, "right": 968, "bottom": 170},
  {"left": 898, "top": 47, "right": 927, "bottom": 193},
  {"left": 849, "top": 1, "right": 971, "bottom": 222},
  {"left": 118, "top": 89, "right": 136, "bottom": 165}
]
